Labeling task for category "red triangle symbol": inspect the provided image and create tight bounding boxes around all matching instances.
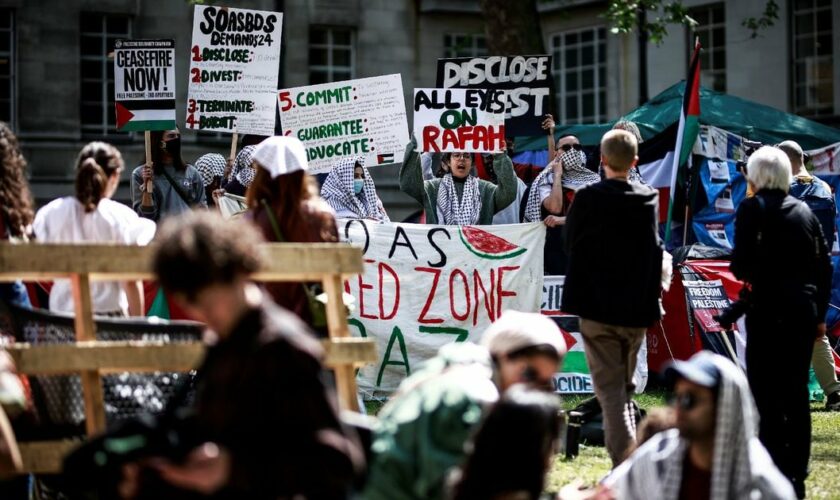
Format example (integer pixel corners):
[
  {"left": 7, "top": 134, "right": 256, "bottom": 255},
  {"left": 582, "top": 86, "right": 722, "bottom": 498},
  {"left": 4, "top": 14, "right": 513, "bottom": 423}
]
[
  {"left": 115, "top": 103, "right": 135, "bottom": 129},
  {"left": 559, "top": 328, "right": 577, "bottom": 350}
]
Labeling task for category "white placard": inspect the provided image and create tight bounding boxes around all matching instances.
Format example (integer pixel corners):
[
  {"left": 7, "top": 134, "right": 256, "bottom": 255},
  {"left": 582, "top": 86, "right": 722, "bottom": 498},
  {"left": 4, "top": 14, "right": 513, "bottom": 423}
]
[{"left": 413, "top": 88, "right": 507, "bottom": 153}]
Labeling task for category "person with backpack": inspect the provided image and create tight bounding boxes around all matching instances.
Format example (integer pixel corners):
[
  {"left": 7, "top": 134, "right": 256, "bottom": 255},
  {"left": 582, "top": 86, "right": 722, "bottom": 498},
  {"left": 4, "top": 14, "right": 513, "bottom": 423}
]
[{"left": 778, "top": 140, "right": 840, "bottom": 412}]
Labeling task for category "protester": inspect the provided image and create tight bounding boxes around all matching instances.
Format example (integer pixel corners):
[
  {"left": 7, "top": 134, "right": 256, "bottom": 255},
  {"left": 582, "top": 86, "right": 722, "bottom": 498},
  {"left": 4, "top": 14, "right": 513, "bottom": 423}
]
[
  {"left": 321, "top": 156, "right": 390, "bottom": 222},
  {"left": 623, "top": 407, "right": 676, "bottom": 460},
  {"left": 223, "top": 145, "right": 257, "bottom": 196},
  {"left": 0, "top": 122, "right": 34, "bottom": 308},
  {"left": 361, "top": 310, "right": 566, "bottom": 500},
  {"left": 245, "top": 136, "right": 338, "bottom": 330},
  {"left": 731, "top": 146, "right": 831, "bottom": 498},
  {"left": 399, "top": 137, "right": 517, "bottom": 225},
  {"left": 115, "top": 211, "right": 362, "bottom": 499},
  {"left": 448, "top": 385, "right": 562, "bottom": 500},
  {"left": 607, "top": 120, "right": 646, "bottom": 184},
  {"left": 589, "top": 352, "right": 795, "bottom": 500},
  {"left": 561, "top": 129, "right": 663, "bottom": 467},
  {"left": 34, "top": 142, "right": 154, "bottom": 316},
  {"left": 131, "top": 129, "right": 206, "bottom": 222},
  {"left": 778, "top": 140, "right": 840, "bottom": 411},
  {"left": 194, "top": 153, "right": 226, "bottom": 208}
]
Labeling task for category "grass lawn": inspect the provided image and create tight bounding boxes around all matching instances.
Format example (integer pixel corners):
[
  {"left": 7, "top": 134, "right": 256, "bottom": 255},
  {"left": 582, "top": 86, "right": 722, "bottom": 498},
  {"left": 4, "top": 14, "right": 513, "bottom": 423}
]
[{"left": 547, "top": 391, "right": 840, "bottom": 499}]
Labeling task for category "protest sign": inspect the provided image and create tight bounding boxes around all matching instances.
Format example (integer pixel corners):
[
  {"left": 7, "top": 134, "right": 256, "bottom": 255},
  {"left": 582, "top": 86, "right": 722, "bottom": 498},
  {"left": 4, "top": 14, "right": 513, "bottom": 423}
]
[
  {"left": 413, "top": 88, "right": 507, "bottom": 153},
  {"left": 436, "top": 55, "right": 552, "bottom": 136},
  {"left": 186, "top": 5, "right": 282, "bottom": 135},
  {"left": 340, "top": 220, "right": 545, "bottom": 396},
  {"left": 683, "top": 280, "right": 731, "bottom": 332},
  {"left": 114, "top": 39, "right": 176, "bottom": 131},
  {"left": 542, "top": 276, "right": 591, "bottom": 394},
  {"left": 278, "top": 74, "right": 410, "bottom": 174}
]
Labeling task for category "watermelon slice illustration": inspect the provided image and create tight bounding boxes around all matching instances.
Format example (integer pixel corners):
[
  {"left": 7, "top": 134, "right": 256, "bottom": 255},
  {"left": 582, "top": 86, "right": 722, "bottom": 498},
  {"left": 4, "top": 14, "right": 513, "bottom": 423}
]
[{"left": 459, "top": 226, "right": 527, "bottom": 259}]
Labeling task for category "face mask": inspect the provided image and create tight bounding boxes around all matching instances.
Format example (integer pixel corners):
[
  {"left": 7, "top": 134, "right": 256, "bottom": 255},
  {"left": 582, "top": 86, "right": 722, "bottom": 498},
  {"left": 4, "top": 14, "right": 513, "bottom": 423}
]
[
  {"left": 560, "top": 148, "right": 586, "bottom": 170},
  {"left": 162, "top": 137, "right": 181, "bottom": 159},
  {"left": 353, "top": 179, "right": 364, "bottom": 194}
]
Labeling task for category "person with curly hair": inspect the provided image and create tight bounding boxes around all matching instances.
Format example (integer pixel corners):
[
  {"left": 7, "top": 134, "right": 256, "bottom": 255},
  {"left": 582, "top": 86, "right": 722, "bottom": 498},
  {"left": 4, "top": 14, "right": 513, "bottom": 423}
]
[{"left": 0, "top": 122, "right": 35, "bottom": 308}]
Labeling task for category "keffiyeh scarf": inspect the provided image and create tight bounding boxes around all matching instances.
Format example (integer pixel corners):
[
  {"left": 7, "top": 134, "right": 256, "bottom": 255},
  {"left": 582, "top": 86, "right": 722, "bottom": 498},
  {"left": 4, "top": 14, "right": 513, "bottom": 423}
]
[
  {"left": 437, "top": 173, "right": 481, "bottom": 225},
  {"left": 230, "top": 145, "right": 257, "bottom": 181},
  {"left": 321, "top": 157, "right": 389, "bottom": 221},
  {"left": 560, "top": 149, "right": 599, "bottom": 190},
  {"left": 523, "top": 167, "right": 553, "bottom": 222},
  {"left": 194, "top": 153, "right": 226, "bottom": 187}
]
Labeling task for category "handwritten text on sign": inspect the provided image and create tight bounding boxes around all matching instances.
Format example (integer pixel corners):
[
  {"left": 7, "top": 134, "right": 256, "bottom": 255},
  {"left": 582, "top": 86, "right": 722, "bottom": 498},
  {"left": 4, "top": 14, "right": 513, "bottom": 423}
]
[
  {"left": 413, "top": 88, "right": 507, "bottom": 153},
  {"left": 340, "top": 220, "right": 545, "bottom": 396},
  {"left": 278, "top": 75, "right": 410, "bottom": 174},
  {"left": 436, "top": 55, "right": 552, "bottom": 136},
  {"left": 186, "top": 6, "right": 282, "bottom": 135},
  {"left": 113, "top": 39, "right": 176, "bottom": 131}
]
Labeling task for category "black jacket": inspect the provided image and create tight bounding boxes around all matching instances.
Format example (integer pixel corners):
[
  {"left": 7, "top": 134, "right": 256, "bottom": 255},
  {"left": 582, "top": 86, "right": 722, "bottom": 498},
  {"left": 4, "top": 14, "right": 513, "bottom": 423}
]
[
  {"left": 731, "top": 189, "right": 832, "bottom": 319},
  {"left": 561, "top": 179, "right": 663, "bottom": 327}
]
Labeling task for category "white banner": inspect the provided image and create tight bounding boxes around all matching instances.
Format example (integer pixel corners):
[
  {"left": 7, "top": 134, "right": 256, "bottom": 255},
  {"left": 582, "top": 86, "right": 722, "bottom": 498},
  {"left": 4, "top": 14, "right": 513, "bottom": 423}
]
[
  {"left": 186, "top": 6, "right": 282, "bottom": 135},
  {"left": 413, "top": 88, "right": 507, "bottom": 153},
  {"left": 340, "top": 220, "right": 545, "bottom": 396},
  {"left": 278, "top": 74, "right": 410, "bottom": 174}
]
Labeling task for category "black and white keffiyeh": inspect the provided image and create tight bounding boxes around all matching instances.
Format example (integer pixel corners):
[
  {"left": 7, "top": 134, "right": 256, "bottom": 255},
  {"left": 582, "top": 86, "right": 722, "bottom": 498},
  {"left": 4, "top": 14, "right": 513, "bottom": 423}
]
[
  {"left": 230, "top": 145, "right": 257, "bottom": 181},
  {"left": 437, "top": 173, "right": 481, "bottom": 225},
  {"left": 560, "top": 149, "right": 599, "bottom": 190},
  {"left": 194, "top": 153, "right": 226, "bottom": 187},
  {"left": 523, "top": 167, "right": 553, "bottom": 222},
  {"left": 236, "top": 163, "right": 256, "bottom": 187},
  {"left": 321, "top": 157, "right": 389, "bottom": 221}
]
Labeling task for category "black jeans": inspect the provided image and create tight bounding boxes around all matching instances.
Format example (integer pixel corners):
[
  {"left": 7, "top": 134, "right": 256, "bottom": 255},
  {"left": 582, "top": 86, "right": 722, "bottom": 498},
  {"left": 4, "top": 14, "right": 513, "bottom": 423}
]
[{"left": 745, "top": 299, "right": 816, "bottom": 496}]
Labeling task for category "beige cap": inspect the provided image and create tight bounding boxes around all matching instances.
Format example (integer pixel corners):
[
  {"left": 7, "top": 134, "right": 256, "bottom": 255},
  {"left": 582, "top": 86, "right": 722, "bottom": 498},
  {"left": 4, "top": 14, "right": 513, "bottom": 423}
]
[
  {"left": 253, "top": 136, "right": 309, "bottom": 178},
  {"left": 481, "top": 310, "right": 567, "bottom": 357}
]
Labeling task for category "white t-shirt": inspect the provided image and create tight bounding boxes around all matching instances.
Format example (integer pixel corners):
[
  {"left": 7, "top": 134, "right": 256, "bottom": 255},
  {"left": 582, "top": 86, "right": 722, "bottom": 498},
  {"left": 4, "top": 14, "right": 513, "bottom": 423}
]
[
  {"left": 538, "top": 171, "right": 556, "bottom": 204},
  {"left": 33, "top": 197, "right": 156, "bottom": 315}
]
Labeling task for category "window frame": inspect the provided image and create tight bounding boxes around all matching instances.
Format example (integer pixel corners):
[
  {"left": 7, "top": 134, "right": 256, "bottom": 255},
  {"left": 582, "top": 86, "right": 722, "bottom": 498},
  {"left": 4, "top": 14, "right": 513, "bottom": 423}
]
[
  {"left": 687, "top": 2, "right": 727, "bottom": 93},
  {"left": 550, "top": 26, "right": 607, "bottom": 125},
  {"left": 443, "top": 32, "right": 488, "bottom": 58},
  {"left": 790, "top": 0, "right": 834, "bottom": 117},
  {"left": 80, "top": 13, "right": 132, "bottom": 138},
  {"left": 308, "top": 26, "right": 356, "bottom": 84}
]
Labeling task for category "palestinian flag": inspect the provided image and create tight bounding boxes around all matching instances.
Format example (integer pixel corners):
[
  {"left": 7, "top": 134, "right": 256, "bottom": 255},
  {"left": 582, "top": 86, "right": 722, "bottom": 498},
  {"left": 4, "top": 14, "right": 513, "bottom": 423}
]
[
  {"left": 115, "top": 100, "right": 176, "bottom": 132},
  {"left": 376, "top": 153, "right": 395, "bottom": 165},
  {"left": 665, "top": 38, "right": 702, "bottom": 241}
]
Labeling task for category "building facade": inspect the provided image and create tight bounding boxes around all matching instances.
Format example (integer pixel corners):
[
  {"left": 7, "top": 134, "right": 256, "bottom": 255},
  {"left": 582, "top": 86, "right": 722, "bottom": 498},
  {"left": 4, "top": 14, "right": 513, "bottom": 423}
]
[{"left": 2, "top": 0, "right": 838, "bottom": 221}]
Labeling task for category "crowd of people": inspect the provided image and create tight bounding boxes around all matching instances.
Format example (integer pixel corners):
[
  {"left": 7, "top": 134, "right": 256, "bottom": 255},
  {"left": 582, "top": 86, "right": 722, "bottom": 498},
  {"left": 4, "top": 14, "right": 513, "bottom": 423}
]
[{"left": 0, "top": 110, "right": 836, "bottom": 500}]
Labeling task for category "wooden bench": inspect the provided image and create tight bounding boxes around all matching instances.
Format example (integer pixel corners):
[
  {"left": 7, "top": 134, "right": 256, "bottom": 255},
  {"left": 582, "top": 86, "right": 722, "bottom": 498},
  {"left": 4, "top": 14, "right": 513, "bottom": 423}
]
[{"left": 0, "top": 242, "right": 376, "bottom": 473}]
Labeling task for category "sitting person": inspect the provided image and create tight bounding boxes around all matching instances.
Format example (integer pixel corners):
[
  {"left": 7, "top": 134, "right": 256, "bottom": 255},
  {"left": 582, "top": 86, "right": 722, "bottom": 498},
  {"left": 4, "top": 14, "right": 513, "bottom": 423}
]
[
  {"left": 321, "top": 157, "right": 390, "bottom": 222},
  {"left": 361, "top": 311, "right": 566, "bottom": 500},
  {"left": 601, "top": 352, "right": 795, "bottom": 500},
  {"left": 448, "top": 385, "right": 562, "bottom": 500},
  {"left": 118, "top": 211, "right": 363, "bottom": 499},
  {"left": 400, "top": 137, "right": 517, "bottom": 225}
]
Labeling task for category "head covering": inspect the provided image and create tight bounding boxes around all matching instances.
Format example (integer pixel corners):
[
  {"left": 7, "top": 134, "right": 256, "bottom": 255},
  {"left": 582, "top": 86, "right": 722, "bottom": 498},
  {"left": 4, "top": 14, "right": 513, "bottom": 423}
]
[
  {"left": 481, "top": 310, "right": 567, "bottom": 358},
  {"left": 437, "top": 173, "right": 481, "bottom": 225},
  {"left": 559, "top": 149, "right": 599, "bottom": 190},
  {"left": 194, "top": 153, "right": 226, "bottom": 187},
  {"left": 236, "top": 163, "right": 256, "bottom": 187},
  {"left": 320, "top": 157, "right": 390, "bottom": 222},
  {"left": 605, "top": 351, "right": 796, "bottom": 500},
  {"left": 230, "top": 145, "right": 257, "bottom": 182},
  {"left": 664, "top": 354, "right": 721, "bottom": 390},
  {"left": 253, "top": 136, "right": 308, "bottom": 178}
]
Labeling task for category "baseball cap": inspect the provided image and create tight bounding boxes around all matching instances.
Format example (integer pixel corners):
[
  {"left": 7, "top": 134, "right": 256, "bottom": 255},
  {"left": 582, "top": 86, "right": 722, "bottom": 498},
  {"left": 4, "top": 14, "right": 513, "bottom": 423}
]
[
  {"left": 253, "top": 136, "right": 309, "bottom": 179},
  {"left": 663, "top": 351, "right": 721, "bottom": 389},
  {"left": 481, "top": 310, "right": 567, "bottom": 358}
]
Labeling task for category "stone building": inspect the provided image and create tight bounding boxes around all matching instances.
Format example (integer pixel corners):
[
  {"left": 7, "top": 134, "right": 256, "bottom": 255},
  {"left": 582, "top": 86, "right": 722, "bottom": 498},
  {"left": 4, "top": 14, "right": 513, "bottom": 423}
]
[{"left": 2, "top": 0, "right": 838, "bottom": 221}]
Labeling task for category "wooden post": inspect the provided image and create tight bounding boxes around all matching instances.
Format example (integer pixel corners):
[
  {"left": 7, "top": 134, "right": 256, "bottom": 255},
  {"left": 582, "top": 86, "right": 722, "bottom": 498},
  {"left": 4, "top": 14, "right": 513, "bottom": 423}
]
[
  {"left": 229, "top": 131, "right": 238, "bottom": 163},
  {"left": 141, "top": 131, "right": 154, "bottom": 207},
  {"left": 69, "top": 274, "right": 106, "bottom": 436},
  {"left": 322, "top": 274, "right": 359, "bottom": 411}
]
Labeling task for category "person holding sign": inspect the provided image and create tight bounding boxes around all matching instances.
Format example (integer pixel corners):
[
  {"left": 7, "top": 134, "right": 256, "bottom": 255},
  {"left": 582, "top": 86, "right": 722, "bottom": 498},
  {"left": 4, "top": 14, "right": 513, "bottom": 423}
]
[
  {"left": 321, "top": 157, "right": 390, "bottom": 222},
  {"left": 194, "top": 153, "right": 226, "bottom": 207},
  {"left": 130, "top": 129, "right": 206, "bottom": 222},
  {"left": 34, "top": 142, "right": 154, "bottom": 317},
  {"left": 245, "top": 137, "right": 339, "bottom": 330},
  {"left": 400, "top": 137, "right": 517, "bottom": 225}
]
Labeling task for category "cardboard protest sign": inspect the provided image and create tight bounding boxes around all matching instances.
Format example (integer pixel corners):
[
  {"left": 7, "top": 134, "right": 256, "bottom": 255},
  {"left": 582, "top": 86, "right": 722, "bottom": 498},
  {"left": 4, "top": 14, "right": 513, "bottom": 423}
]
[
  {"left": 186, "top": 5, "right": 282, "bottom": 135},
  {"left": 278, "top": 74, "right": 410, "bottom": 174},
  {"left": 114, "top": 40, "right": 176, "bottom": 131},
  {"left": 436, "top": 55, "right": 552, "bottom": 136},
  {"left": 413, "top": 88, "right": 507, "bottom": 153},
  {"left": 340, "top": 220, "right": 545, "bottom": 396},
  {"left": 683, "top": 280, "right": 732, "bottom": 332}
]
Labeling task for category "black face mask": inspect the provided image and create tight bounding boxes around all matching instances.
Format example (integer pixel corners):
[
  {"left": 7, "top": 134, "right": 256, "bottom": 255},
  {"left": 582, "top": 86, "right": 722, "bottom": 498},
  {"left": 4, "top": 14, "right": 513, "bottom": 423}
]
[{"left": 162, "top": 137, "right": 181, "bottom": 159}]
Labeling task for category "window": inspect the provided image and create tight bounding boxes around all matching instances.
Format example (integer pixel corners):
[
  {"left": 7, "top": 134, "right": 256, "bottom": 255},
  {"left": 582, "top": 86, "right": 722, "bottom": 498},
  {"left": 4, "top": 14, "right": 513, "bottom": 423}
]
[
  {"left": 309, "top": 27, "right": 354, "bottom": 84},
  {"left": 792, "top": 0, "right": 833, "bottom": 117},
  {"left": 0, "top": 10, "right": 14, "bottom": 129},
  {"left": 80, "top": 13, "right": 131, "bottom": 136},
  {"left": 443, "top": 33, "right": 487, "bottom": 58},
  {"left": 551, "top": 27, "right": 607, "bottom": 124},
  {"left": 688, "top": 3, "right": 726, "bottom": 92}
]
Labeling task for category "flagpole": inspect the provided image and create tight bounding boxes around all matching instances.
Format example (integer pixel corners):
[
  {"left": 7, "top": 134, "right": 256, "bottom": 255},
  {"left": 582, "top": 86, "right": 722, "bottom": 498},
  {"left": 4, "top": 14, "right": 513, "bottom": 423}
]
[{"left": 682, "top": 155, "right": 692, "bottom": 246}]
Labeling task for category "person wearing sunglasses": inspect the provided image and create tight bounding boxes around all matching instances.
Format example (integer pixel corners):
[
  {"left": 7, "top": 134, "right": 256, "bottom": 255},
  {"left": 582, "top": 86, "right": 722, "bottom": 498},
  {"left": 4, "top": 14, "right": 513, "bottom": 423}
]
[
  {"left": 596, "top": 352, "right": 795, "bottom": 500},
  {"left": 400, "top": 136, "right": 517, "bottom": 225}
]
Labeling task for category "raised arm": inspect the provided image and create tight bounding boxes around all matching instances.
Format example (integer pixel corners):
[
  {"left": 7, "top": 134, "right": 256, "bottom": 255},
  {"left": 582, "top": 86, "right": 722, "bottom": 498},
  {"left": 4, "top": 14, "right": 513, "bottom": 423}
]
[
  {"left": 399, "top": 137, "right": 424, "bottom": 204},
  {"left": 491, "top": 153, "right": 517, "bottom": 213}
]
